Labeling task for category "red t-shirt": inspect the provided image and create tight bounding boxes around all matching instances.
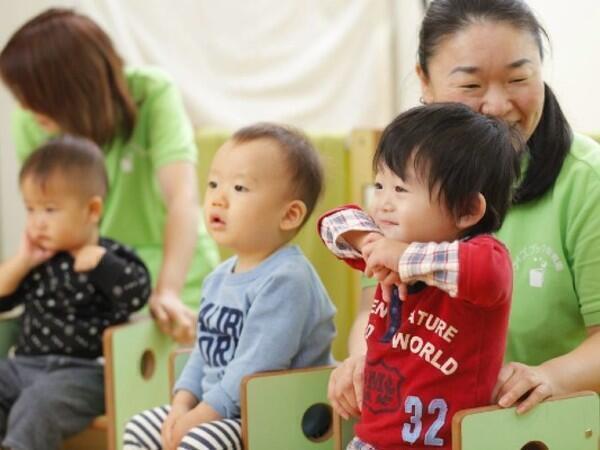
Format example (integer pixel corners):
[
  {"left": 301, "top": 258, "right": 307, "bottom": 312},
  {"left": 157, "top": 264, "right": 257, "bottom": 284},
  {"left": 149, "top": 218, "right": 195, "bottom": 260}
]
[{"left": 341, "top": 235, "right": 512, "bottom": 449}]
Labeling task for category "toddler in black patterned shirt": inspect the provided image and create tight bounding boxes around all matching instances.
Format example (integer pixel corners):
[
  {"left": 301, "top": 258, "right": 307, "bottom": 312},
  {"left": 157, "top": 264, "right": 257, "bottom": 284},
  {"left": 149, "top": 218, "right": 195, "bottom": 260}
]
[{"left": 0, "top": 135, "right": 151, "bottom": 450}]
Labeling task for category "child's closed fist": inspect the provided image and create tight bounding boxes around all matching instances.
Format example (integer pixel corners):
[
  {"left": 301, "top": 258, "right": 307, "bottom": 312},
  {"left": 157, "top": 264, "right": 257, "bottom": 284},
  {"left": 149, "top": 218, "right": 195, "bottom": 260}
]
[
  {"left": 363, "top": 237, "right": 408, "bottom": 282},
  {"left": 73, "top": 245, "right": 106, "bottom": 272}
]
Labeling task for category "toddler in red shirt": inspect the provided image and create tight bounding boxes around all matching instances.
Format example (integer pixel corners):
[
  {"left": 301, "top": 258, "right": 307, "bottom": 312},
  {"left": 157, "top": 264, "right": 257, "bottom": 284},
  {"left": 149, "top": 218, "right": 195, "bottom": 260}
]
[{"left": 320, "top": 103, "right": 523, "bottom": 449}]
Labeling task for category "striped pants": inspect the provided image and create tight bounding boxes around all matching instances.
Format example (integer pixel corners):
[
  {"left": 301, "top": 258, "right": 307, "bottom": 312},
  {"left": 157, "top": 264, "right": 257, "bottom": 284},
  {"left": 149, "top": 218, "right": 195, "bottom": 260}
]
[{"left": 123, "top": 405, "right": 243, "bottom": 450}]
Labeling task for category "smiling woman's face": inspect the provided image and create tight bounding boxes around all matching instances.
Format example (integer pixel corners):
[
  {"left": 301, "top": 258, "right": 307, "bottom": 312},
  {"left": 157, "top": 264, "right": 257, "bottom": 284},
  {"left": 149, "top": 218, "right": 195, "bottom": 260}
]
[{"left": 417, "top": 21, "right": 545, "bottom": 141}]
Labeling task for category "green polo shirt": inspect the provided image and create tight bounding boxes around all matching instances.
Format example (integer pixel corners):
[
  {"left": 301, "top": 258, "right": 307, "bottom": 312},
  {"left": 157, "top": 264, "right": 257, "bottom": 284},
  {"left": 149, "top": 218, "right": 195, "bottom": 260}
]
[
  {"left": 498, "top": 133, "right": 600, "bottom": 365},
  {"left": 11, "top": 66, "right": 219, "bottom": 308}
]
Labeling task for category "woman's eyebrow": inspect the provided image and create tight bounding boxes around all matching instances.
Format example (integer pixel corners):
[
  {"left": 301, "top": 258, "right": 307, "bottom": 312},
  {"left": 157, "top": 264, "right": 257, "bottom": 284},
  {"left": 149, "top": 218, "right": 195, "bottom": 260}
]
[
  {"left": 449, "top": 58, "right": 533, "bottom": 76},
  {"left": 449, "top": 65, "right": 479, "bottom": 75},
  {"left": 506, "top": 58, "right": 533, "bottom": 69}
]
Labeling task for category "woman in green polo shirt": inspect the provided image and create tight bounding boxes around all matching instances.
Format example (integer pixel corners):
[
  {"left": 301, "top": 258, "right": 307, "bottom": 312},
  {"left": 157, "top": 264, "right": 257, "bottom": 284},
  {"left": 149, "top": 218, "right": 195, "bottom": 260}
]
[
  {"left": 0, "top": 9, "right": 219, "bottom": 343},
  {"left": 328, "top": 0, "right": 600, "bottom": 422}
]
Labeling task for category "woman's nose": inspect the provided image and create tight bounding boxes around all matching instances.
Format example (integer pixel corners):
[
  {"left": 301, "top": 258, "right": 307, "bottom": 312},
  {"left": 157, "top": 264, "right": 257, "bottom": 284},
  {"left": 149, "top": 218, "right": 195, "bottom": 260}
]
[{"left": 480, "top": 86, "right": 512, "bottom": 118}]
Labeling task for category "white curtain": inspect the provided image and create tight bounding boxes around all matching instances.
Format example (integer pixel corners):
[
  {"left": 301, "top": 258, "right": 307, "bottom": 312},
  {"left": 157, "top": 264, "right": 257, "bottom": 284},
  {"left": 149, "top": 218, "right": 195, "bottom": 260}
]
[
  {"left": 80, "top": 0, "right": 405, "bottom": 130},
  {"left": 0, "top": 0, "right": 429, "bottom": 256}
]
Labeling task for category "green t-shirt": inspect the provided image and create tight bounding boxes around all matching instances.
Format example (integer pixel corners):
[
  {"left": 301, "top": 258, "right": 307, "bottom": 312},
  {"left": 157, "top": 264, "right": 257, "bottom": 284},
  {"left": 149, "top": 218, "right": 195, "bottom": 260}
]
[
  {"left": 11, "top": 66, "right": 219, "bottom": 308},
  {"left": 498, "top": 133, "right": 600, "bottom": 365}
]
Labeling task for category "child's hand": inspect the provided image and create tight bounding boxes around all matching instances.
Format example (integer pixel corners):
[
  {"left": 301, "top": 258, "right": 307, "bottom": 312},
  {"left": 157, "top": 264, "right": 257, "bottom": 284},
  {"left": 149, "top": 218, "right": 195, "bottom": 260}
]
[
  {"left": 363, "top": 238, "right": 408, "bottom": 281},
  {"left": 168, "top": 401, "right": 222, "bottom": 449},
  {"left": 17, "top": 232, "right": 55, "bottom": 269},
  {"left": 161, "top": 404, "right": 190, "bottom": 450},
  {"left": 169, "top": 415, "right": 192, "bottom": 450},
  {"left": 356, "top": 231, "right": 384, "bottom": 253},
  {"left": 380, "top": 283, "right": 408, "bottom": 303},
  {"left": 72, "top": 245, "right": 106, "bottom": 272},
  {"left": 328, "top": 354, "right": 366, "bottom": 419},
  {"left": 339, "top": 230, "right": 382, "bottom": 254}
]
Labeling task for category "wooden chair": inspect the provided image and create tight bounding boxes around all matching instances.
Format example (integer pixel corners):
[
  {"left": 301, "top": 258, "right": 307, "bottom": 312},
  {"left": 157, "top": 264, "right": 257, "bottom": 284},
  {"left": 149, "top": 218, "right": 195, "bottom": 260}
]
[
  {"left": 0, "top": 315, "right": 177, "bottom": 450},
  {"left": 331, "top": 392, "right": 599, "bottom": 450},
  {"left": 169, "top": 348, "right": 343, "bottom": 450},
  {"left": 452, "top": 391, "right": 599, "bottom": 450},
  {"left": 241, "top": 367, "right": 338, "bottom": 450}
]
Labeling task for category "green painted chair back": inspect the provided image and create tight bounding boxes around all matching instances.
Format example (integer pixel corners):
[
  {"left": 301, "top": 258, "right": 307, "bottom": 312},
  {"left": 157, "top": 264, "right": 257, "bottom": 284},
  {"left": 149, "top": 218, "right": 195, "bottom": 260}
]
[
  {"left": 197, "top": 129, "right": 358, "bottom": 360},
  {"left": 105, "top": 318, "right": 176, "bottom": 450},
  {"left": 168, "top": 347, "right": 193, "bottom": 392},
  {"left": 0, "top": 316, "right": 176, "bottom": 450},
  {"left": 169, "top": 351, "right": 357, "bottom": 449},
  {"left": 241, "top": 366, "right": 339, "bottom": 450},
  {"left": 452, "top": 392, "right": 599, "bottom": 450}
]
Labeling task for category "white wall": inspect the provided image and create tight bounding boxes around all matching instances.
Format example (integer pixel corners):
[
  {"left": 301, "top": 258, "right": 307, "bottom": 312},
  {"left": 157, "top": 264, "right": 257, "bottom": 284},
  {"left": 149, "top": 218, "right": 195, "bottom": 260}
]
[
  {"left": 527, "top": 0, "right": 600, "bottom": 133},
  {"left": 1, "top": 1, "right": 600, "bottom": 257}
]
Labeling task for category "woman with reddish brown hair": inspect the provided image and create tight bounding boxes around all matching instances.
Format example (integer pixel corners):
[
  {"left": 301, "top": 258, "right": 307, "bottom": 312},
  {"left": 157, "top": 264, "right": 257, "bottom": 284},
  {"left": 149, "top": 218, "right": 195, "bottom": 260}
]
[{"left": 0, "top": 9, "right": 219, "bottom": 344}]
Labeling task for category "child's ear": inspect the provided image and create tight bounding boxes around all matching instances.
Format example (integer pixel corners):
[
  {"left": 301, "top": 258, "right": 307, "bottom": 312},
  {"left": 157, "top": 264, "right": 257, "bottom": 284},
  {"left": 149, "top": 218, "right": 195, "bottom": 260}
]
[
  {"left": 280, "top": 200, "right": 307, "bottom": 232},
  {"left": 456, "top": 193, "right": 486, "bottom": 230},
  {"left": 87, "top": 196, "right": 104, "bottom": 225}
]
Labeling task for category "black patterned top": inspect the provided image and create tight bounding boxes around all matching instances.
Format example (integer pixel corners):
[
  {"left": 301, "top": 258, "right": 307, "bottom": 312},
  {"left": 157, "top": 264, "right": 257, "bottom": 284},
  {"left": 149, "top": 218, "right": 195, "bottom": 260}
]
[{"left": 0, "top": 238, "right": 151, "bottom": 358}]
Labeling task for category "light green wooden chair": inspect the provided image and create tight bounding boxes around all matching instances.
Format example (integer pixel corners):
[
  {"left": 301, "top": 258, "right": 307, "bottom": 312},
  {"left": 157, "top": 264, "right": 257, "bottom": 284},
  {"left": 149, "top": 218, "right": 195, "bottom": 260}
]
[
  {"left": 241, "top": 367, "right": 348, "bottom": 450},
  {"left": 331, "top": 391, "right": 599, "bottom": 450},
  {"left": 169, "top": 348, "right": 352, "bottom": 450},
  {"left": 452, "top": 391, "right": 599, "bottom": 450},
  {"left": 0, "top": 315, "right": 177, "bottom": 450},
  {"left": 204, "top": 368, "right": 600, "bottom": 450}
]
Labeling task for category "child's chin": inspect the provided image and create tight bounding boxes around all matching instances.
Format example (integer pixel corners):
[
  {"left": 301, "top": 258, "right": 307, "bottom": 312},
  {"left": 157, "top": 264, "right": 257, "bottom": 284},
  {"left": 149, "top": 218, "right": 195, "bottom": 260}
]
[{"left": 212, "top": 236, "right": 230, "bottom": 247}]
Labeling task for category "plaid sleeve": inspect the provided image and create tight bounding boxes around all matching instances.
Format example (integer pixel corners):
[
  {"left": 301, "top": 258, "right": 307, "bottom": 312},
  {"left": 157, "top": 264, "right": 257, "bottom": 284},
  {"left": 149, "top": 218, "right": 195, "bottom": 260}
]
[
  {"left": 398, "top": 241, "right": 460, "bottom": 297},
  {"left": 320, "top": 208, "right": 381, "bottom": 259}
]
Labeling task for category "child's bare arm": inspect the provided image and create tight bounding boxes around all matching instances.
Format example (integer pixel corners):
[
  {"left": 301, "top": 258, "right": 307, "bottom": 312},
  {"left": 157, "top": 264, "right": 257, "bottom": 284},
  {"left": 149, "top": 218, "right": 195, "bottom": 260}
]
[
  {"left": 0, "top": 255, "right": 31, "bottom": 297},
  {"left": 0, "top": 232, "right": 54, "bottom": 297}
]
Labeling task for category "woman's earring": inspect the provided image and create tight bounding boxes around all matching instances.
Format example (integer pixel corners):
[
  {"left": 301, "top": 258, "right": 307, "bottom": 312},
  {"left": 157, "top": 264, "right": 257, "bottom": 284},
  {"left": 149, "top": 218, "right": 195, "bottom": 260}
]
[{"left": 419, "top": 96, "right": 427, "bottom": 105}]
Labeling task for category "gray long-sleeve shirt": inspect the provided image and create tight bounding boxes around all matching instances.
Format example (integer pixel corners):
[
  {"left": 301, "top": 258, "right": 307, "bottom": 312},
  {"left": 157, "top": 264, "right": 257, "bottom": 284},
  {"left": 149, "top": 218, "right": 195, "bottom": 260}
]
[{"left": 175, "top": 245, "right": 336, "bottom": 418}]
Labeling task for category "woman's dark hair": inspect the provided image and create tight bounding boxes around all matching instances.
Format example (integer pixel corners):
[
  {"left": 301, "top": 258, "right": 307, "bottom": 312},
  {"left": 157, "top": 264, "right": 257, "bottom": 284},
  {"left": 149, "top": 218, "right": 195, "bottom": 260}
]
[
  {"left": 0, "top": 8, "right": 136, "bottom": 146},
  {"left": 418, "top": 0, "right": 572, "bottom": 204},
  {"left": 374, "top": 103, "right": 524, "bottom": 237}
]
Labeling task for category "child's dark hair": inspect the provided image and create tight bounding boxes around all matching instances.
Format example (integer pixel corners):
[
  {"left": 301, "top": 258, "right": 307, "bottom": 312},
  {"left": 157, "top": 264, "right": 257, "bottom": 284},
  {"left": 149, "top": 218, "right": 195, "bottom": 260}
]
[
  {"left": 20, "top": 134, "right": 108, "bottom": 199},
  {"left": 374, "top": 103, "right": 523, "bottom": 236},
  {"left": 232, "top": 123, "right": 324, "bottom": 227}
]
